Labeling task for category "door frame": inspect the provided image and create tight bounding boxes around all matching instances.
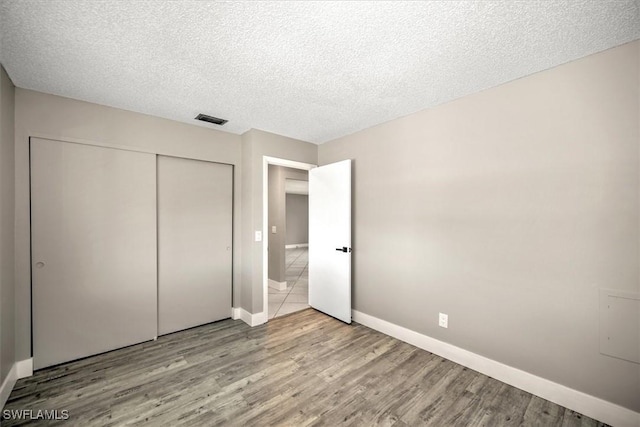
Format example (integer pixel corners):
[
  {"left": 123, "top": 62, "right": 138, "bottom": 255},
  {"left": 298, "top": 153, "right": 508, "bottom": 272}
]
[{"left": 262, "top": 156, "right": 316, "bottom": 321}]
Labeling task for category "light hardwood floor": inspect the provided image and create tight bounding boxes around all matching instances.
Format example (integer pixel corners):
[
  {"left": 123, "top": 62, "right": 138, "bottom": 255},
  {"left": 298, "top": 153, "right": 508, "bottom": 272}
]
[{"left": 4, "top": 309, "right": 608, "bottom": 426}]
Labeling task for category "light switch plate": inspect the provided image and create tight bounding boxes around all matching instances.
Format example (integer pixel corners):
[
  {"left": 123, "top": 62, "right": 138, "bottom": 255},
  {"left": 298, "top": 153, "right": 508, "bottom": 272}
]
[{"left": 272, "top": 226, "right": 277, "bottom": 234}]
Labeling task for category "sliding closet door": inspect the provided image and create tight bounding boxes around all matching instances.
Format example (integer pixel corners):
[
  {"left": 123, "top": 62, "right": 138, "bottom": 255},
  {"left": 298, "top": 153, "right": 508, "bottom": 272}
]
[
  {"left": 157, "top": 156, "right": 233, "bottom": 335},
  {"left": 31, "top": 138, "right": 157, "bottom": 369}
]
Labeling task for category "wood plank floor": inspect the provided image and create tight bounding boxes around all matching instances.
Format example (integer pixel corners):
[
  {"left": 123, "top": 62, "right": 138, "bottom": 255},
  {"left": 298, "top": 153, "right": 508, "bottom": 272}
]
[{"left": 3, "top": 309, "right": 608, "bottom": 426}]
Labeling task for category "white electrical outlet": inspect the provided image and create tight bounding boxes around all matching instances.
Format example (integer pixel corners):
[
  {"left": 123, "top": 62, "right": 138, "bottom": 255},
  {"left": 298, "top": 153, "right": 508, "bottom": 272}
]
[
  {"left": 439, "top": 312, "right": 448, "bottom": 328},
  {"left": 255, "top": 231, "right": 262, "bottom": 242}
]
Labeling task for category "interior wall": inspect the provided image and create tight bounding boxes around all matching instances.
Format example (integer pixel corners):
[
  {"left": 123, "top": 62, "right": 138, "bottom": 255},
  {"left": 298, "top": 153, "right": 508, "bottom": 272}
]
[
  {"left": 267, "top": 165, "right": 281, "bottom": 283},
  {"left": 14, "top": 89, "right": 243, "bottom": 362},
  {"left": 0, "top": 65, "right": 16, "bottom": 387},
  {"left": 286, "top": 194, "right": 309, "bottom": 245},
  {"left": 240, "top": 129, "right": 317, "bottom": 314},
  {"left": 268, "top": 166, "right": 308, "bottom": 283},
  {"left": 318, "top": 41, "right": 640, "bottom": 412}
]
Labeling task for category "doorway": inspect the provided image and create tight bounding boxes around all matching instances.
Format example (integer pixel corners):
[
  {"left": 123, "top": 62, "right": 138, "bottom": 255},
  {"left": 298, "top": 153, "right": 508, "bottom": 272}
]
[
  {"left": 268, "top": 173, "right": 310, "bottom": 319},
  {"left": 262, "top": 156, "right": 316, "bottom": 321}
]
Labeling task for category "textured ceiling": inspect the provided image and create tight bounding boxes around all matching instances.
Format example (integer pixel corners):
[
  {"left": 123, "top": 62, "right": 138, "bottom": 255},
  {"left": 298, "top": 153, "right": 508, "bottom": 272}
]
[{"left": 0, "top": 1, "right": 638, "bottom": 144}]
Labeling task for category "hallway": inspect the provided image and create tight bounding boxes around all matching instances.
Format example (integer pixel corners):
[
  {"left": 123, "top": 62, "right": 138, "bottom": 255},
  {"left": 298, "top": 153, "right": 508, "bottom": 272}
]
[{"left": 268, "top": 247, "right": 309, "bottom": 319}]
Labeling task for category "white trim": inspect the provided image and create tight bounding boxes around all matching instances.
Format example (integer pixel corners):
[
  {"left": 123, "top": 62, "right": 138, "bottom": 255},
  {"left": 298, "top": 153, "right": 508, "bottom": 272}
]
[
  {"left": 16, "top": 359, "right": 33, "bottom": 379},
  {"left": 262, "top": 156, "right": 316, "bottom": 323},
  {"left": 352, "top": 310, "right": 640, "bottom": 427},
  {"left": 253, "top": 311, "right": 268, "bottom": 326},
  {"left": 0, "top": 358, "right": 33, "bottom": 410},
  {"left": 0, "top": 364, "right": 17, "bottom": 410},
  {"left": 268, "top": 279, "right": 287, "bottom": 291},
  {"left": 233, "top": 307, "right": 267, "bottom": 327},
  {"left": 285, "top": 243, "right": 308, "bottom": 249}
]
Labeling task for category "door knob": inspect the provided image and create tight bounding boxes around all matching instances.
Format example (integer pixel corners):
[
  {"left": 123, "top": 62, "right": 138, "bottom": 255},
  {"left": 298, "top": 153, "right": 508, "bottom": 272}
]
[{"left": 35, "top": 262, "right": 45, "bottom": 268}]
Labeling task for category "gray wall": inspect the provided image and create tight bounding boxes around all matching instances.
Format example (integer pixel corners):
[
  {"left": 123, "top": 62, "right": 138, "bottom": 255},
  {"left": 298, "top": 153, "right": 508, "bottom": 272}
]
[
  {"left": 5, "top": 38, "right": 637, "bottom": 415},
  {"left": 268, "top": 166, "right": 308, "bottom": 283},
  {"left": 13, "top": 89, "right": 243, "bottom": 362},
  {"left": 286, "top": 194, "right": 309, "bottom": 245},
  {"left": 0, "top": 65, "right": 15, "bottom": 388},
  {"left": 240, "top": 129, "right": 317, "bottom": 313},
  {"left": 318, "top": 41, "right": 640, "bottom": 412}
]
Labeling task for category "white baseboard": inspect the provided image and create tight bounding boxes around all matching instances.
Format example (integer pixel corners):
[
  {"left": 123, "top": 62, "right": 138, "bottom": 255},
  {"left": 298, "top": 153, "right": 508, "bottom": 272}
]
[
  {"left": 232, "top": 307, "right": 267, "bottom": 327},
  {"left": 0, "top": 363, "right": 17, "bottom": 410},
  {"left": 0, "top": 358, "right": 33, "bottom": 410},
  {"left": 285, "top": 243, "right": 308, "bottom": 249},
  {"left": 352, "top": 310, "right": 640, "bottom": 427},
  {"left": 253, "top": 311, "right": 268, "bottom": 326},
  {"left": 16, "top": 359, "right": 33, "bottom": 379},
  {"left": 268, "top": 279, "right": 287, "bottom": 291}
]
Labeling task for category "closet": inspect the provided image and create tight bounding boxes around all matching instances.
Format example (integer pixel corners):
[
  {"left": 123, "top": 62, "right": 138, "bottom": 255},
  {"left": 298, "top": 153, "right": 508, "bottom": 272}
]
[
  {"left": 30, "top": 138, "right": 232, "bottom": 369},
  {"left": 157, "top": 155, "right": 232, "bottom": 335}
]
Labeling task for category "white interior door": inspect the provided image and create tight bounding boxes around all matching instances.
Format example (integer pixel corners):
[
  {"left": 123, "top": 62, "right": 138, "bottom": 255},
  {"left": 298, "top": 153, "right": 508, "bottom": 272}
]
[
  {"left": 31, "top": 138, "right": 157, "bottom": 369},
  {"left": 157, "top": 156, "right": 233, "bottom": 335},
  {"left": 309, "top": 159, "right": 352, "bottom": 323}
]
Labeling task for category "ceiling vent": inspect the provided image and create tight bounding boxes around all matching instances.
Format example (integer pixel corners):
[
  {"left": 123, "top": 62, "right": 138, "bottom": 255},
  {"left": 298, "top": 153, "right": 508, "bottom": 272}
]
[{"left": 195, "top": 113, "right": 228, "bottom": 126}]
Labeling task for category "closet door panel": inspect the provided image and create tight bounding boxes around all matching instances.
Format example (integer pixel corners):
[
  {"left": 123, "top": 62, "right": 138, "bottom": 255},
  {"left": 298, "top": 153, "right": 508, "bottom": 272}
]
[
  {"left": 157, "top": 156, "right": 232, "bottom": 335},
  {"left": 31, "top": 138, "right": 157, "bottom": 369}
]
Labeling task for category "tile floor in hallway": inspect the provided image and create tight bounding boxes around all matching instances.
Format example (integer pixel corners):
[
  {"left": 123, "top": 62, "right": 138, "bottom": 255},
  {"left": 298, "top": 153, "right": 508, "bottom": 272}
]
[{"left": 268, "top": 246, "right": 309, "bottom": 319}]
